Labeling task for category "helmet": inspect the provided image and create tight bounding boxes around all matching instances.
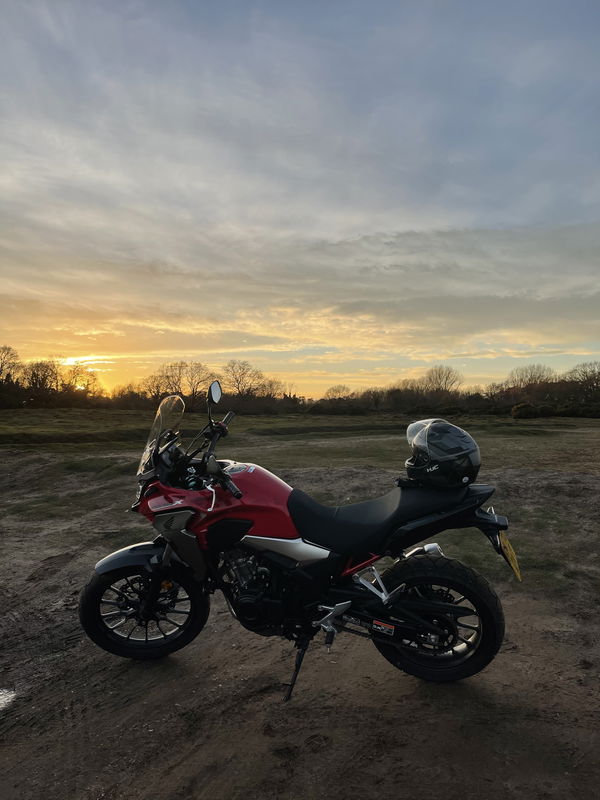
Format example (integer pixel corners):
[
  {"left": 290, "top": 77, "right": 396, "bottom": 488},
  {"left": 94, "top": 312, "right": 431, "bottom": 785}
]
[{"left": 405, "top": 418, "right": 480, "bottom": 489}]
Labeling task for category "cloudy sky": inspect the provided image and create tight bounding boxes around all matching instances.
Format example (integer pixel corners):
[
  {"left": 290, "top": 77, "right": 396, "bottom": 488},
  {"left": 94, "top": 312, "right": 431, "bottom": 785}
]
[{"left": 1, "top": 0, "right": 599, "bottom": 396}]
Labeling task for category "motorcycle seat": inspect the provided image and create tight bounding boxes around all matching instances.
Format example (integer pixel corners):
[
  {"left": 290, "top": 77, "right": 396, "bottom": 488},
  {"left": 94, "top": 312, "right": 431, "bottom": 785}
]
[{"left": 287, "top": 485, "right": 469, "bottom": 556}]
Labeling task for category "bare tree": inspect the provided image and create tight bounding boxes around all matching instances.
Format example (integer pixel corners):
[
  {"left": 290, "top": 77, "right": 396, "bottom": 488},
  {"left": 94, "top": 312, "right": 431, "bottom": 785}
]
[
  {"left": 260, "top": 377, "right": 284, "bottom": 399},
  {"left": 0, "top": 345, "right": 21, "bottom": 382},
  {"left": 141, "top": 361, "right": 217, "bottom": 407},
  {"left": 222, "top": 360, "right": 266, "bottom": 397},
  {"left": 506, "top": 364, "right": 555, "bottom": 388},
  {"left": 62, "top": 363, "right": 101, "bottom": 396},
  {"left": 159, "top": 361, "right": 188, "bottom": 395},
  {"left": 323, "top": 384, "right": 352, "bottom": 400},
  {"left": 21, "top": 359, "right": 62, "bottom": 392},
  {"left": 422, "top": 365, "right": 463, "bottom": 393},
  {"left": 185, "top": 361, "right": 218, "bottom": 410},
  {"left": 565, "top": 362, "right": 600, "bottom": 401},
  {"left": 142, "top": 371, "right": 168, "bottom": 402}
]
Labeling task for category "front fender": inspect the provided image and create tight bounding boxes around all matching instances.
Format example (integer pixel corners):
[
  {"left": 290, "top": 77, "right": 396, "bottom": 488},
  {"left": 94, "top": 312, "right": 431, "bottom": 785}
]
[{"left": 94, "top": 541, "right": 165, "bottom": 576}]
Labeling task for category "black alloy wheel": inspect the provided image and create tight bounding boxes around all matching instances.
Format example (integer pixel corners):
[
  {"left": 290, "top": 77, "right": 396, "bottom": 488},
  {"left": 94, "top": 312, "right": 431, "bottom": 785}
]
[
  {"left": 79, "top": 566, "right": 210, "bottom": 659},
  {"left": 372, "top": 555, "right": 505, "bottom": 682}
]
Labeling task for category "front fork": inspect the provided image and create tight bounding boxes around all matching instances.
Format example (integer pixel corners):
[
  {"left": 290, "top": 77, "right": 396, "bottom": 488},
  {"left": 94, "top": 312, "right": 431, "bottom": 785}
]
[{"left": 138, "top": 544, "right": 174, "bottom": 619}]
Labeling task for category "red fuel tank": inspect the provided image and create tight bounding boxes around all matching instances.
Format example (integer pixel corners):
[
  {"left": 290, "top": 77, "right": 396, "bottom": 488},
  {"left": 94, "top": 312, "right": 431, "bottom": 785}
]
[{"left": 141, "top": 462, "right": 300, "bottom": 548}]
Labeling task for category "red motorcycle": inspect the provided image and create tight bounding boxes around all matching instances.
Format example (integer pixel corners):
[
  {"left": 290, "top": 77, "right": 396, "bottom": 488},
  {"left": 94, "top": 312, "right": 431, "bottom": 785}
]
[{"left": 79, "top": 382, "right": 521, "bottom": 699}]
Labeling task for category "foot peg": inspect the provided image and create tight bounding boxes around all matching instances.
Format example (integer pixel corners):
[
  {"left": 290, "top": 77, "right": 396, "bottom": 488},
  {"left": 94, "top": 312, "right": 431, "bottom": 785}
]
[
  {"left": 312, "top": 600, "right": 351, "bottom": 653},
  {"left": 312, "top": 601, "right": 352, "bottom": 633}
]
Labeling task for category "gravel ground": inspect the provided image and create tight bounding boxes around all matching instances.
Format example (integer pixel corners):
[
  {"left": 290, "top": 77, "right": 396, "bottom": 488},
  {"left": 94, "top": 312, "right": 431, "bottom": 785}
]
[{"left": 1, "top": 452, "right": 599, "bottom": 800}]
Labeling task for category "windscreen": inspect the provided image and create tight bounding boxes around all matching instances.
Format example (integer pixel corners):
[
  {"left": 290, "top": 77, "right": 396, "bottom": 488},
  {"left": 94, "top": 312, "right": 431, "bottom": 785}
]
[{"left": 137, "top": 395, "right": 185, "bottom": 476}]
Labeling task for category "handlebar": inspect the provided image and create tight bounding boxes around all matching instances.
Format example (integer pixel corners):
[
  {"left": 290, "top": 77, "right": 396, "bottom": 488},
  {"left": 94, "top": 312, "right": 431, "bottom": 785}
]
[
  {"left": 221, "top": 474, "right": 243, "bottom": 499},
  {"left": 171, "top": 408, "right": 243, "bottom": 498},
  {"left": 202, "top": 414, "right": 244, "bottom": 498}
]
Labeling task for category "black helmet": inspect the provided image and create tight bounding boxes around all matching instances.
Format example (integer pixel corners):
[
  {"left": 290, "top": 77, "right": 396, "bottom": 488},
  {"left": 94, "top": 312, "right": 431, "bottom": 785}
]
[{"left": 405, "top": 418, "right": 480, "bottom": 489}]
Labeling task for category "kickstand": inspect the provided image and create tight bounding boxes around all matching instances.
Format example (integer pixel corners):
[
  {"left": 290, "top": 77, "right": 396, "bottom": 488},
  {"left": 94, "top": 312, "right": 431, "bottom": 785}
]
[{"left": 282, "top": 640, "right": 309, "bottom": 702}]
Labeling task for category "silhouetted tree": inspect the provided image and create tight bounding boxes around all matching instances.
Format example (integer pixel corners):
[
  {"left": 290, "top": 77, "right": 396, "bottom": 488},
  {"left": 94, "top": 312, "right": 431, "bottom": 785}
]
[
  {"left": 505, "top": 364, "right": 555, "bottom": 389},
  {"left": 565, "top": 362, "right": 600, "bottom": 401},
  {"left": 422, "top": 365, "right": 463, "bottom": 393},
  {"left": 21, "top": 359, "right": 61, "bottom": 393},
  {"left": 322, "top": 384, "right": 352, "bottom": 400},
  {"left": 0, "top": 345, "right": 21, "bottom": 383},
  {"left": 222, "top": 360, "right": 266, "bottom": 397}
]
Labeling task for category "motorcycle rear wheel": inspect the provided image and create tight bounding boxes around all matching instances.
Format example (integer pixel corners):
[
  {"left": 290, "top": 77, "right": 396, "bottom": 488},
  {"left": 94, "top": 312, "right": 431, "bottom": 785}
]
[
  {"left": 79, "top": 566, "right": 209, "bottom": 659},
  {"left": 372, "top": 555, "right": 504, "bottom": 682}
]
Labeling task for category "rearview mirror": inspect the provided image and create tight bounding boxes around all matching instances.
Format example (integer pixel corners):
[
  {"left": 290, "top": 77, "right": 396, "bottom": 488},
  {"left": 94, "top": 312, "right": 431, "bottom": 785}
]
[
  {"left": 207, "top": 380, "right": 222, "bottom": 405},
  {"left": 206, "top": 454, "right": 220, "bottom": 474}
]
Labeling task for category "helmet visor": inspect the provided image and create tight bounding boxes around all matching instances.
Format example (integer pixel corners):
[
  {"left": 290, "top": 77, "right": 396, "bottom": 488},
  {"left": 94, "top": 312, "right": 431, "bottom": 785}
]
[
  {"left": 412, "top": 421, "right": 480, "bottom": 462},
  {"left": 406, "top": 418, "right": 443, "bottom": 446}
]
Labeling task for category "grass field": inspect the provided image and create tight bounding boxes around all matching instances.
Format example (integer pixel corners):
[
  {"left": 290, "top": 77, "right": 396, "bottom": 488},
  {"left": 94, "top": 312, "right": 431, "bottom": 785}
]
[{"left": 2, "top": 406, "right": 599, "bottom": 470}]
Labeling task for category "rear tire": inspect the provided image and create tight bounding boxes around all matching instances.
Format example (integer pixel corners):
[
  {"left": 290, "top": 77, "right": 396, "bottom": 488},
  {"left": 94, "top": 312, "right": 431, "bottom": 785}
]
[
  {"left": 79, "top": 566, "right": 210, "bottom": 660},
  {"left": 372, "top": 555, "right": 504, "bottom": 682}
]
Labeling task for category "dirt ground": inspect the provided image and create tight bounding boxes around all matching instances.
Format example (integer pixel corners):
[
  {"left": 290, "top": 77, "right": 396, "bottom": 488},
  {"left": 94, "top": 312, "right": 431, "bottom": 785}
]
[{"left": 1, "top": 448, "right": 599, "bottom": 800}]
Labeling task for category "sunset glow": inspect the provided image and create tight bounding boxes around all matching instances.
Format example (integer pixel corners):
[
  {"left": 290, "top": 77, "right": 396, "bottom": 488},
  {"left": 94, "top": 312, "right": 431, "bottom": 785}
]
[{"left": 2, "top": 2, "right": 599, "bottom": 397}]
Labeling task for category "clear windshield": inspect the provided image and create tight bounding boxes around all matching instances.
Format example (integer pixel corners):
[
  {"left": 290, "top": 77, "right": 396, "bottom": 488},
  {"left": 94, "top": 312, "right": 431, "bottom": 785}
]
[{"left": 137, "top": 395, "right": 185, "bottom": 476}]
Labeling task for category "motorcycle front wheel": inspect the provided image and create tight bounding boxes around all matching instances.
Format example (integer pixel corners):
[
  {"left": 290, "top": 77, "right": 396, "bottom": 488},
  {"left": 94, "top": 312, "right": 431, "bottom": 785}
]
[
  {"left": 372, "top": 555, "right": 504, "bottom": 682},
  {"left": 79, "top": 566, "right": 210, "bottom": 659}
]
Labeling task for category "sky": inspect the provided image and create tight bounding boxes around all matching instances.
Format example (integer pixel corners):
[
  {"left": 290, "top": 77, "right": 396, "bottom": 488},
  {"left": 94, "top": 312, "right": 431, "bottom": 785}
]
[{"left": 1, "top": 0, "right": 599, "bottom": 397}]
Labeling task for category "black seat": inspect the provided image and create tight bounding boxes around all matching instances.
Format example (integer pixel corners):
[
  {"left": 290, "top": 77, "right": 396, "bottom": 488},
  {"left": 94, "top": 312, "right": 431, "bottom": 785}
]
[{"left": 287, "top": 485, "right": 469, "bottom": 556}]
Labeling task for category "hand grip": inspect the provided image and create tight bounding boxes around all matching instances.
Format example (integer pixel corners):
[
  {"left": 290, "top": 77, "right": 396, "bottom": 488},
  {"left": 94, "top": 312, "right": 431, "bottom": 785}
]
[{"left": 223, "top": 476, "right": 243, "bottom": 499}]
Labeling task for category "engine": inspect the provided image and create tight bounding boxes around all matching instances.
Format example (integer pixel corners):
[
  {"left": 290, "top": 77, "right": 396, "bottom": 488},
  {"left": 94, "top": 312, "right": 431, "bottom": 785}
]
[{"left": 220, "top": 548, "right": 275, "bottom": 626}]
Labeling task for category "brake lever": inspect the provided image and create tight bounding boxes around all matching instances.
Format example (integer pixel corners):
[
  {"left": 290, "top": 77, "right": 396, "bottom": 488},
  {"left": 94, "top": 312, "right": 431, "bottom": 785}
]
[{"left": 205, "top": 480, "right": 217, "bottom": 512}]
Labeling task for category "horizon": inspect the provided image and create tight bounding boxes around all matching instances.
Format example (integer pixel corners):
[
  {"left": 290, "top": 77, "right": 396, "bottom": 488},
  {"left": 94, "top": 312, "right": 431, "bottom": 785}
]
[
  {"left": 2, "top": 2, "right": 599, "bottom": 397},
  {"left": 2, "top": 347, "right": 593, "bottom": 400}
]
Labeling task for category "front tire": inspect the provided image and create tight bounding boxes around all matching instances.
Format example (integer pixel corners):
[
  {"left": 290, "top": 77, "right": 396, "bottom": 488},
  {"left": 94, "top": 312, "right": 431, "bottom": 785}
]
[
  {"left": 372, "top": 555, "right": 504, "bottom": 682},
  {"left": 79, "top": 566, "right": 210, "bottom": 659}
]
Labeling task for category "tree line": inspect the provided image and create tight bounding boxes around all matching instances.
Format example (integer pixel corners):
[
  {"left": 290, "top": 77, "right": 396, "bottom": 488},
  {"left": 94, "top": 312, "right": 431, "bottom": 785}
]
[
  {"left": 0, "top": 346, "right": 300, "bottom": 413},
  {"left": 312, "top": 362, "right": 600, "bottom": 418},
  {"left": 1, "top": 344, "right": 599, "bottom": 417}
]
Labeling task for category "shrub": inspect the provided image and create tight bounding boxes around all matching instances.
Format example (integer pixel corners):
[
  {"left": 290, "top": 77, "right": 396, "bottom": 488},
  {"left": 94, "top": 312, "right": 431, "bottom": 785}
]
[{"left": 511, "top": 403, "right": 539, "bottom": 419}]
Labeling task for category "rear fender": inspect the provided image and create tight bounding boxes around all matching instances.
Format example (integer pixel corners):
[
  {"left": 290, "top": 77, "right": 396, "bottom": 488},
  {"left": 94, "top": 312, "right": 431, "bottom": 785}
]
[{"left": 470, "top": 507, "right": 509, "bottom": 553}]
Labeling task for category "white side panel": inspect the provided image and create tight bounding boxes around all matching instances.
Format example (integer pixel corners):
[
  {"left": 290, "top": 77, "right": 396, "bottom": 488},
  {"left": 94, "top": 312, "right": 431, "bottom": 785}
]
[{"left": 240, "top": 535, "right": 330, "bottom": 565}]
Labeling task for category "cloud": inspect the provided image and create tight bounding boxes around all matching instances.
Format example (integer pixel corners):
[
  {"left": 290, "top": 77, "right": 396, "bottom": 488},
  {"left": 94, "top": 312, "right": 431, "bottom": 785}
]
[
  {"left": 2, "top": 221, "right": 599, "bottom": 393},
  {"left": 1, "top": 2, "right": 600, "bottom": 392}
]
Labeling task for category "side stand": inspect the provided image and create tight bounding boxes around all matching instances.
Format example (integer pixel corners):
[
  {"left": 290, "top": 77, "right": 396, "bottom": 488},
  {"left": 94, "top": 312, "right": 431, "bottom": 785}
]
[{"left": 282, "top": 639, "right": 310, "bottom": 702}]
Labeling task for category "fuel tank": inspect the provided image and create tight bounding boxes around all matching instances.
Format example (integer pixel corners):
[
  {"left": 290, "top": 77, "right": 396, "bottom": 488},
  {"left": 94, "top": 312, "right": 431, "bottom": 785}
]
[{"left": 140, "top": 462, "right": 300, "bottom": 547}]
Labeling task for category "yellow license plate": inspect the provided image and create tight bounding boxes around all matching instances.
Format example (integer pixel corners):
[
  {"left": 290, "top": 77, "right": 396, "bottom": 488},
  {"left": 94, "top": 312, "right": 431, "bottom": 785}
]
[{"left": 499, "top": 531, "right": 522, "bottom": 582}]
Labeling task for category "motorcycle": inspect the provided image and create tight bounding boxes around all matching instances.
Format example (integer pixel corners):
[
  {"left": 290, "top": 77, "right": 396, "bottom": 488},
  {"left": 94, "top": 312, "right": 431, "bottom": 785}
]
[{"left": 79, "top": 381, "right": 521, "bottom": 700}]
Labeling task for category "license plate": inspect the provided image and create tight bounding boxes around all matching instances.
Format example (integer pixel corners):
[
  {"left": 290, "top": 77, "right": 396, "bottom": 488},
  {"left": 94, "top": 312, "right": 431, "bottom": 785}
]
[{"left": 499, "top": 531, "right": 522, "bottom": 582}]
